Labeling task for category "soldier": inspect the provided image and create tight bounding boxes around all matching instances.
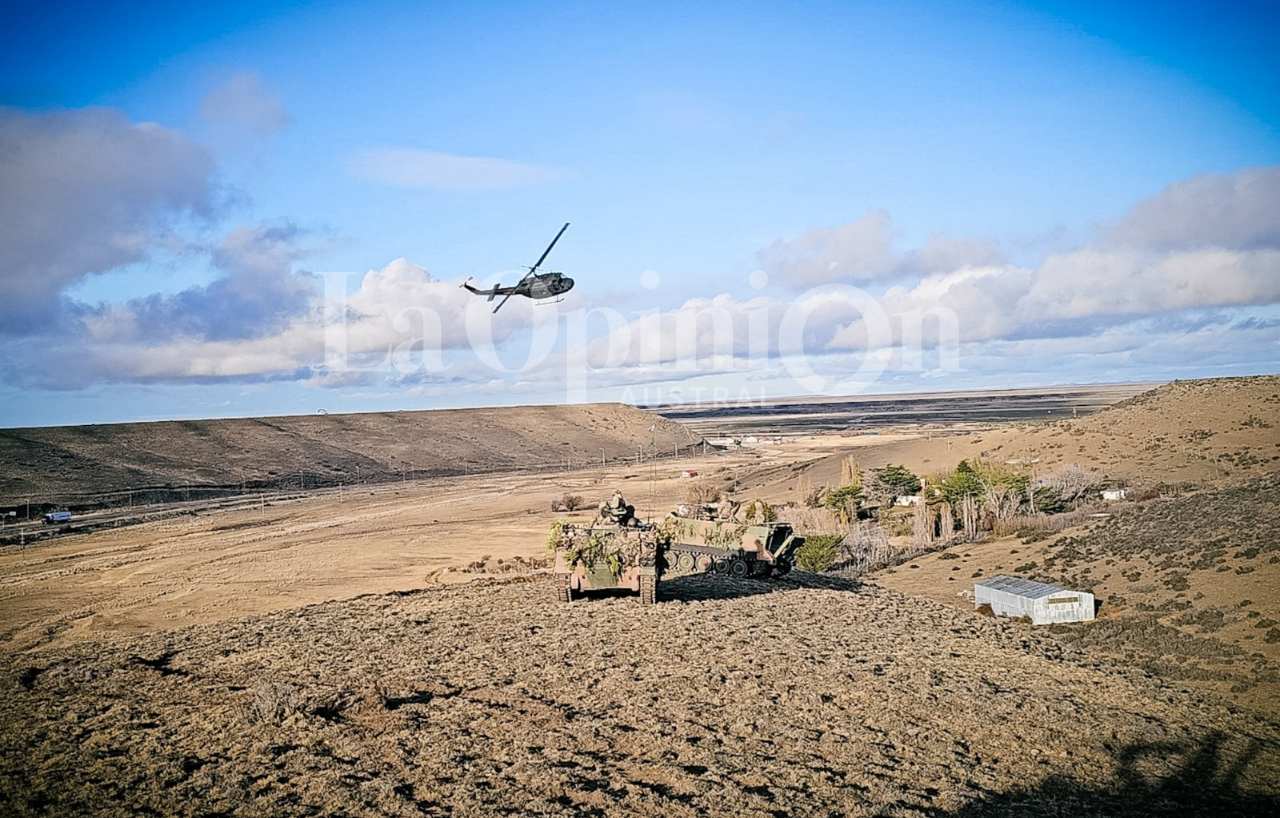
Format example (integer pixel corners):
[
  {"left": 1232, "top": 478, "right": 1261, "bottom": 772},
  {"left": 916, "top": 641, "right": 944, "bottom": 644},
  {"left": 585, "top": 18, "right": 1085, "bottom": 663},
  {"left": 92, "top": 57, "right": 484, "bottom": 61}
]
[{"left": 598, "top": 489, "right": 637, "bottom": 527}]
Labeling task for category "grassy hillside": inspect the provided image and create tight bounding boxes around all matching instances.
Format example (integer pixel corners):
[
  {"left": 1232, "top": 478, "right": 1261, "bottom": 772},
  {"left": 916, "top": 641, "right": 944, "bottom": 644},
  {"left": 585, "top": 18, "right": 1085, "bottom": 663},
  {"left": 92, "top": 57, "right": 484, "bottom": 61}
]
[{"left": 0, "top": 404, "right": 698, "bottom": 506}]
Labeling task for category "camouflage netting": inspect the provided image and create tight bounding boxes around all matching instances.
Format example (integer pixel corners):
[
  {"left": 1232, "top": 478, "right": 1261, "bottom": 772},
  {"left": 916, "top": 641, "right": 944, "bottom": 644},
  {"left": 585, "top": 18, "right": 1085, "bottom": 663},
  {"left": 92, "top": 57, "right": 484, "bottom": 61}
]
[{"left": 548, "top": 522, "right": 661, "bottom": 577}]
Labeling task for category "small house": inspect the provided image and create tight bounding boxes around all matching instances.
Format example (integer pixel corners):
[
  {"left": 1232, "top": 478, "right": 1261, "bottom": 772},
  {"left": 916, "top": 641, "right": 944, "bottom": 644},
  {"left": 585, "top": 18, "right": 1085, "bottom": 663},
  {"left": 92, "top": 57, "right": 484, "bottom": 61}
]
[
  {"left": 1101, "top": 488, "right": 1127, "bottom": 502},
  {"left": 974, "top": 575, "right": 1095, "bottom": 625}
]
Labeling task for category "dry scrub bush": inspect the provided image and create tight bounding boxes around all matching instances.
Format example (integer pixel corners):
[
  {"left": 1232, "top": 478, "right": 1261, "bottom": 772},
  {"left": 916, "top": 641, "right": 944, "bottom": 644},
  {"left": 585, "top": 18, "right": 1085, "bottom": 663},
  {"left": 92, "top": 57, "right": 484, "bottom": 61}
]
[
  {"left": 776, "top": 505, "right": 845, "bottom": 536},
  {"left": 550, "top": 493, "right": 585, "bottom": 512},
  {"left": 831, "top": 522, "right": 894, "bottom": 576},
  {"left": 1039, "top": 463, "right": 1101, "bottom": 505},
  {"left": 248, "top": 681, "right": 302, "bottom": 724},
  {"left": 992, "top": 507, "right": 1100, "bottom": 539},
  {"left": 686, "top": 479, "right": 721, "bottom": 504}
]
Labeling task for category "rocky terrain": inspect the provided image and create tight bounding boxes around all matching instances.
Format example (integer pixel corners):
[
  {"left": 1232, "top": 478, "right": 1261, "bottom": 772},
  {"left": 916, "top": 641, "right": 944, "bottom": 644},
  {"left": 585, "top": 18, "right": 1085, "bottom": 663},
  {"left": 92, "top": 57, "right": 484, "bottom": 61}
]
[
  {"left": 3, "top": 574, "right": 1277, "bottom": 817},
  {"left": 0, "top": 403, "right": 697, "bottom": 508}
]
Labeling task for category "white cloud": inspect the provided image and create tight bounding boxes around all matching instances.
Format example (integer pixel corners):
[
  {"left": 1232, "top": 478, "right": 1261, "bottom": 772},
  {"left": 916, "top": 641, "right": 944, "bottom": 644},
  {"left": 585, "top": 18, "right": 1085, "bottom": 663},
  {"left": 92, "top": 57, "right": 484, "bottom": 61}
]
[
  {"left": 756, "top": 210, "right": 897, "bottom": 287},
  {"left": 1104, "top": 165, "right": 1280, "bottom": 250},
  {"left": 0, "top": 107, "right": 216, "bottom": 330},
  {"left": 30, "top": 256, "right": 541, "bottom": 386},
  {"left": 348, "top": 148, "right": 565, "bottom": 190}
]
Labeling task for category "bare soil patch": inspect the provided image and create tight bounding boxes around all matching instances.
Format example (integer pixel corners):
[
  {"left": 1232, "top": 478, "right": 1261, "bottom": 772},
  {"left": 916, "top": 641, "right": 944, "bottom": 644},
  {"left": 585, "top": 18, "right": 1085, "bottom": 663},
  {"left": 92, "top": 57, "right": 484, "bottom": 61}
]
[{"left": 3, "top": 575, "right": 1277, "bottom": 817}]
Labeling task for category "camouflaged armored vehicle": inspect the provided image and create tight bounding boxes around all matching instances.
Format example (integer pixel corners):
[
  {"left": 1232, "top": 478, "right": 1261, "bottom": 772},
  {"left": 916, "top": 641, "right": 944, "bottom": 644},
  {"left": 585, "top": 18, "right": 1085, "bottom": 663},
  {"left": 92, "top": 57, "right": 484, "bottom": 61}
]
[
  {"left": 548, "top": 520, "right": 663, "bottom": 604},
  {"left": 662, "top": 508, "right": 802, "bottom": 579}
]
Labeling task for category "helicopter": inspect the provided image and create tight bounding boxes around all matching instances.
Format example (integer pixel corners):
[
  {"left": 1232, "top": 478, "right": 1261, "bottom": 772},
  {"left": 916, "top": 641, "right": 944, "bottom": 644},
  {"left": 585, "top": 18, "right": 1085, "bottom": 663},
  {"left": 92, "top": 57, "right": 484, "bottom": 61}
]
[{"left": 462, "top": 222, "right": 574, "bottom": 313}]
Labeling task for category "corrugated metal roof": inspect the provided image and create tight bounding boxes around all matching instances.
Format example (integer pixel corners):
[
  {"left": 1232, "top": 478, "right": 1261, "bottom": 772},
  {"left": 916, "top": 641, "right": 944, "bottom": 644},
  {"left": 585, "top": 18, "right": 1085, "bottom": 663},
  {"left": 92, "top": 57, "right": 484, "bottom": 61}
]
[{"left": 974, "top": 574, "right": 1070, "bottom": 599}]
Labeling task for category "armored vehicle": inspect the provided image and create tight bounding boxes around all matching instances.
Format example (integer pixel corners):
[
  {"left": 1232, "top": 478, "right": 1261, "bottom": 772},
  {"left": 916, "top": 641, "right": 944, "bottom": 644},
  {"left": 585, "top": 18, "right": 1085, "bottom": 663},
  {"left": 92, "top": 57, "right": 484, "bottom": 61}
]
[
  {"left": 548, "top": 521, "right": 663, "bottom": 604},
  {"left": 663, "top": 512, "right": 802, "bottom": 579}
]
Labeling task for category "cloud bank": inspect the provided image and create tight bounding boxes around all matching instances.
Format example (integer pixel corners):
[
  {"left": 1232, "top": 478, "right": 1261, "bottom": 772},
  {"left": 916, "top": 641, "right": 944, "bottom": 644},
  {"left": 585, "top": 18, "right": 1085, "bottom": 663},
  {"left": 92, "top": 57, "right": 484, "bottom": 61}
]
[
  {"left": 1, "top": 101, "right": 1276, "bottom": 403},
  {"left": 0, "top": 107, "right": 216, "bottom": 331}
]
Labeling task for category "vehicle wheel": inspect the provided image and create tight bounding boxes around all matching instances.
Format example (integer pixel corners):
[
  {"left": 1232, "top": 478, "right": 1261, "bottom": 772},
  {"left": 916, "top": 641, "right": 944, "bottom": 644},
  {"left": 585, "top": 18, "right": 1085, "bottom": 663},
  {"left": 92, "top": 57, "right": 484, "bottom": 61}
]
[
  {"left": 729, "top": 559, "right": 749, "bottom": 578},
  {"left": 639, "top": 575, "right": 658, "bottom": 605},
  {"left": 713, "top": 558, "right": 730, "bottom": 575},
  {"left": 677, "top": 551, "right": 696, "bottom": 572},
  {"left": 772, "top": 559, "right": 791, "bottom": 577},
  {"left": 695, "top": 555, "right": 713, "bottom": 573}
]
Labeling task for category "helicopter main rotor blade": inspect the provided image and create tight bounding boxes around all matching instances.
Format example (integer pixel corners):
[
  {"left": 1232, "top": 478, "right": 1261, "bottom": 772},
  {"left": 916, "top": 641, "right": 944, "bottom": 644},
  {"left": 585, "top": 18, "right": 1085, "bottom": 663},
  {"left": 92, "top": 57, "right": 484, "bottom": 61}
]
[
  {"left": 492, "top": 289, "right": 516, "bottom": 314},
  {"left": 492, "top": 223, "right": 569, "bottom": 315},
  {"left": 528, "top": 222, "right": 570, "bottom": 274}
]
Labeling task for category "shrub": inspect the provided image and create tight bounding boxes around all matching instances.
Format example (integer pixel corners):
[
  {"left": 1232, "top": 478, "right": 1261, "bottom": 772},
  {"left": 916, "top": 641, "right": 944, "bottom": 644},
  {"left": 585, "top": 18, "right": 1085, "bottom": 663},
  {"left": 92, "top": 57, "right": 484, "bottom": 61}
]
[
  {"left": 249, "top": 681, "right": 302, "bottom": 724},
  {"left": 686, "top": 479, "right": 720, "bottom": 505},
  {"left": 560, "top": 493, "right": 585, "bottom": 511},
  {"left": 1038, "top": 463, "right": 1100, "bottom": 506},
  {"left": 796, "top": 534, "right": 842, "bottom": 573},
  {"left": 776, "top": 505, "right": 844, "bottom": 536}
]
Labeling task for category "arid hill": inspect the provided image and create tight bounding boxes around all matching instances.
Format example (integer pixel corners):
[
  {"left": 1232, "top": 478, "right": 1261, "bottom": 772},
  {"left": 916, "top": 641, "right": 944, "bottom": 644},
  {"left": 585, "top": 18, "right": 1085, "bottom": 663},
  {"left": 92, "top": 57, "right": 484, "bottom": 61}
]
[
  {"left": 875, "top": 472, "right": 1280, "bottom": 714},
  {"left": 0, "top": 403, "right": 698, "bottom": 507},
  {"left": 994, "top": 375, "right": 1280, "bottom": 484},
  {"left": 791, "top": 375, "right": 1280, "bottom": 492}
]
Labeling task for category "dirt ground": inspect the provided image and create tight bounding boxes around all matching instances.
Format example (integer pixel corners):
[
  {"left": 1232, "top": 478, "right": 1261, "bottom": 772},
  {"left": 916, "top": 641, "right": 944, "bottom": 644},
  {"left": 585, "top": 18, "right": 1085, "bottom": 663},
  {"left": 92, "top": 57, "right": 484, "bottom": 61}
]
[
  {"left": 0, "top": 432, "right": 914, "bottom": 652},
  {"left": 0, "top": 458, "right": 732, "bottom": 651},
  {"left": 874, "top": 474, "right": 1280, "bottom": 714},
  {"left": 4, "top": 575, "right": 1278, "bottom": 817},
  {"left": 3, "top": 377, "right": 1280, "bottom": 816}
]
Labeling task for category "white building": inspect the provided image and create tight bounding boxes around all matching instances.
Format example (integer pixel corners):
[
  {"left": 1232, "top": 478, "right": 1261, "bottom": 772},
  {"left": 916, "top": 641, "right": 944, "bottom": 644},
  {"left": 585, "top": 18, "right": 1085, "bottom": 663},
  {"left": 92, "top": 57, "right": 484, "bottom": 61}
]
[
  {"left": 1101, "top": 488, "right": 1127, "bottom": 502},
  {"left": 974, "top": 575, "right": 1095, "bottom": 625}
]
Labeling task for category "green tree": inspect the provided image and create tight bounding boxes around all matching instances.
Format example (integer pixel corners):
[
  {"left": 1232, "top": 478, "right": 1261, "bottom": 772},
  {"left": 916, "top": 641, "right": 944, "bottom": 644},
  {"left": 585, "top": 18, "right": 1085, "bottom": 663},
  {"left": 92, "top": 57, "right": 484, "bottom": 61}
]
[
  {"left": 796, "top": 534, "right": 842, "bottom": 573},
  {"left": 941, "top": 460, "right": 984, "bottom": 504},
  {"left": 825, "top": 485, "right": 862, "bottom": 524},
  {"left": 871, "top": 464, "right": 921, "bottom": 498}
]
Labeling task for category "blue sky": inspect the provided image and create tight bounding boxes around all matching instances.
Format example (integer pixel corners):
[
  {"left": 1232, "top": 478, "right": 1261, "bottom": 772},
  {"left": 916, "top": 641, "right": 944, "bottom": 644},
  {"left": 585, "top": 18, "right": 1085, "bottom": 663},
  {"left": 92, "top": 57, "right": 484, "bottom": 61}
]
[{"left": 1, "top": 0, "right": 1278, "bottom": 426}]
